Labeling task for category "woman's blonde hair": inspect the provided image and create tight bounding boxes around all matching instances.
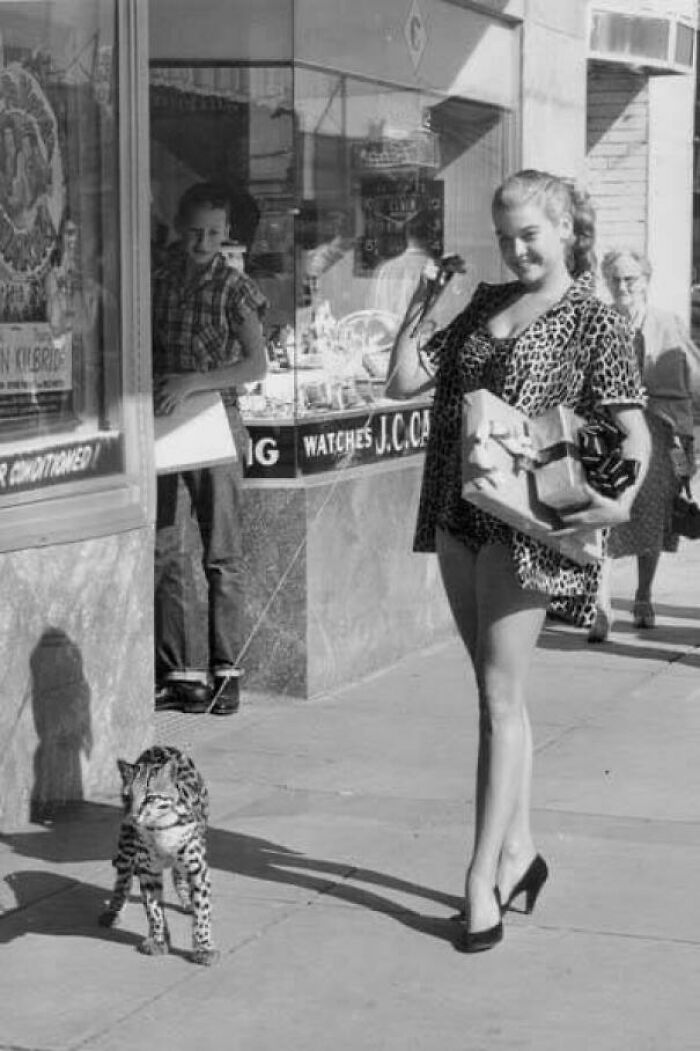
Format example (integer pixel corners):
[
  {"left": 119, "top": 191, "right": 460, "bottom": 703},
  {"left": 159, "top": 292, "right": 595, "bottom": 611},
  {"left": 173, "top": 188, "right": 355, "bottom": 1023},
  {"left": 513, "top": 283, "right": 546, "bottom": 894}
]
[{"left": 492, "top": 169, "right": 597, "bottom": 277}]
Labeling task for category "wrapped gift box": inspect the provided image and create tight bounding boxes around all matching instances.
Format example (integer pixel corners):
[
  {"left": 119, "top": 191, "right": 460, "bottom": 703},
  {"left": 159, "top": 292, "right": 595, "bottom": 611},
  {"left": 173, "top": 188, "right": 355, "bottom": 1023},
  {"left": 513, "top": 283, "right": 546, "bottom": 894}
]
[
  {"left": 461, "top": 389, "right": 603, "bottom": 565},
  {"left": 532, "top": 404, "right": 590, "bottom": 512}
]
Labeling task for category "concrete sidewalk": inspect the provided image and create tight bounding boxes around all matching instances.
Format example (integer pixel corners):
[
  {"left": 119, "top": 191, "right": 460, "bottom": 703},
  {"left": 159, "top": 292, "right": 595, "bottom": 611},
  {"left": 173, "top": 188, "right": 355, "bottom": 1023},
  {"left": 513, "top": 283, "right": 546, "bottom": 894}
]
[{"left": 1, "top": 543, "right": 700, "bottom": 1051}]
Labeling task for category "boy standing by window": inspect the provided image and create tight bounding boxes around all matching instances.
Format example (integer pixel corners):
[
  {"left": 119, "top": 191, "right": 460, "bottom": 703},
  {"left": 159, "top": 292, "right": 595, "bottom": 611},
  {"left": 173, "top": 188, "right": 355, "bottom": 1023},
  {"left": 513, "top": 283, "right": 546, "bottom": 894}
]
[{"left": 152, "top": 182, "right": 268, "bottom": 715}]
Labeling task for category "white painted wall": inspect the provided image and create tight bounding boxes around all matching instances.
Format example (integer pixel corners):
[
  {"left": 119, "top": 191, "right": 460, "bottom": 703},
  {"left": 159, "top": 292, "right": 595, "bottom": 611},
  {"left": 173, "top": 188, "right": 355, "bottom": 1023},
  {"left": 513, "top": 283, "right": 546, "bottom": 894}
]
[
  {"left": 586, "top": 64, "right": 649, "bottom": 259},
  {"left": 520, "top": 0, "right": 589, "bottom": 177},
  {"left": 647, "top": 70, "right": 696, "bottom": 319}
]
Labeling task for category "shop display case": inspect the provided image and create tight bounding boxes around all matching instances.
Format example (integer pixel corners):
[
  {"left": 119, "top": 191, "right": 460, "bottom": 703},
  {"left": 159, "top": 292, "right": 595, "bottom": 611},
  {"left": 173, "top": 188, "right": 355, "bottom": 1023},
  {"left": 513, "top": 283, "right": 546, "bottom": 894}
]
[
  {"left": 149, "top": 53, "right": 514, "bottom": 478},
  {"left": 147, "top": 0, "right": 520, "bottom": 695}
]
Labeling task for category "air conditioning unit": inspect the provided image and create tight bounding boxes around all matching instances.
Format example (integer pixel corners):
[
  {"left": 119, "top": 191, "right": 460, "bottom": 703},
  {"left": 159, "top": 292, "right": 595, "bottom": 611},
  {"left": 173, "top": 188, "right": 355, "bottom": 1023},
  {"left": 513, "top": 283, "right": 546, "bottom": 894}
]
[{"left": 589, "top": 8, "right": 695, "bottom": 74}]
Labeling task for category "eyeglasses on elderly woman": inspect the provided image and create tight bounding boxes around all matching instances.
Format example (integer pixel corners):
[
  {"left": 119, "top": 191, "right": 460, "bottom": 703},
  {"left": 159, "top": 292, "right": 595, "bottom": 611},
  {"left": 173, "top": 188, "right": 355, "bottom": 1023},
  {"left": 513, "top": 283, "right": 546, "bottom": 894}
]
[{"left": 607, "top": 274, "right": 644, "bottom": 289}]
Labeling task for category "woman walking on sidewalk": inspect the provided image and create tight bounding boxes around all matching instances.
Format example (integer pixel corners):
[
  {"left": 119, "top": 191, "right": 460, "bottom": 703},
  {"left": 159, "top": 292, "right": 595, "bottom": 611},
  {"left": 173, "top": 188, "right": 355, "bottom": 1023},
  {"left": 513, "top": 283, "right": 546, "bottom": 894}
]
[
  {"left": 588, "top": 249, "right": 700, "bottom": 642},
  {"left": 386, "top": 170, "right": 650, "bottom": 952}
]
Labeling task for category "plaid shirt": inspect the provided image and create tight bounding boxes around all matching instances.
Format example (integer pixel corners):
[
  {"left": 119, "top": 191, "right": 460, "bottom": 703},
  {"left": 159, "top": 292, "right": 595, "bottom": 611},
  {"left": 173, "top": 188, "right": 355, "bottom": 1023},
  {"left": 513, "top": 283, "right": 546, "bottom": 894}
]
[{"left": 152, "top": 245, "right": 267, "bottom": 404}]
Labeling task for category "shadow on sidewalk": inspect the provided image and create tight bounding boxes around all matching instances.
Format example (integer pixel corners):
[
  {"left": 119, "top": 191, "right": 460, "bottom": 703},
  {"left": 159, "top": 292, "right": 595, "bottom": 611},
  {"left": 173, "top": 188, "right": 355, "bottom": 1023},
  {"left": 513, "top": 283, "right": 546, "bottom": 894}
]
[
  {"left": 207, "top": 826, "right": 461, "bottom": 940},
  {"left": 0, "top": 802, "right": 462, "bottom": 951},
  {"left": 615, "top": 600, "right": 700, "bottom": 622},
  {"left": 540, "top": 622, "right": 700, "bottom": 667},
  {"left": 0, "top": 868, "right": 196, "bottom": 961},
  {"left": 28, "top": 628, "right": 93, "bottom": 825}
]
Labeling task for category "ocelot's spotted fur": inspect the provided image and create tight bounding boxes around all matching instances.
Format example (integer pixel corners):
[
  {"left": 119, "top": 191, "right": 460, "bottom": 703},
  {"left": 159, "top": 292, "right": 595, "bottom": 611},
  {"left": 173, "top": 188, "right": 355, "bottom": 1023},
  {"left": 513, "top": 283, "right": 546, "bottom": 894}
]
[{"left": 98, "top": 745, "right": 218, "bottom": 966}]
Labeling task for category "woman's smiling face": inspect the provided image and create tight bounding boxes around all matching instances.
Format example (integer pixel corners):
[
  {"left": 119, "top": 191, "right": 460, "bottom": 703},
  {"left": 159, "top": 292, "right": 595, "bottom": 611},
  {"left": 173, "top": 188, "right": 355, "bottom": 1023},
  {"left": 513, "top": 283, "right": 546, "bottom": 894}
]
[{"left": 493, "top": 199, "right": 572, "bottom": 289}]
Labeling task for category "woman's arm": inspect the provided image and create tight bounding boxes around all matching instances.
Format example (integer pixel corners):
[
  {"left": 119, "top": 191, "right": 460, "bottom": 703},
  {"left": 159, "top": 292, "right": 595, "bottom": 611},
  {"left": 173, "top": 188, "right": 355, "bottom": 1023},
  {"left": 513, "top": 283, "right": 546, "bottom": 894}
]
[
  {"left": 384, "top": 279, "right": 438, "bottom": 401},
  {"left": 556, "top": 404, "right": 651, "bottom": 532}
]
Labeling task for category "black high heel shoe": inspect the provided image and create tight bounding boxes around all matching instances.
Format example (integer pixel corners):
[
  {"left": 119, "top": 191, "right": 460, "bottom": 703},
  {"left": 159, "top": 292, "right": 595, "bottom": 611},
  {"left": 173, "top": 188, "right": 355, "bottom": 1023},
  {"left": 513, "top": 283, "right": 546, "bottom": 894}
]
[
  {"left": 500, "top": 854, "right": 549, "bottom": 915},
  {"left": 454, "top": 889, "right": 503, "bottom": 954}
]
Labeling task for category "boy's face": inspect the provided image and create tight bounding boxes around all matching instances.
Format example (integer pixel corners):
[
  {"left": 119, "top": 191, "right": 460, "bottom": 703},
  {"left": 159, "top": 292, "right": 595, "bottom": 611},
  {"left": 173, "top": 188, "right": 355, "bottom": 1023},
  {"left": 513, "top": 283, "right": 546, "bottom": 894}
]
[{"left": 178, "top": 204, "right": 229, "bottom": 268}]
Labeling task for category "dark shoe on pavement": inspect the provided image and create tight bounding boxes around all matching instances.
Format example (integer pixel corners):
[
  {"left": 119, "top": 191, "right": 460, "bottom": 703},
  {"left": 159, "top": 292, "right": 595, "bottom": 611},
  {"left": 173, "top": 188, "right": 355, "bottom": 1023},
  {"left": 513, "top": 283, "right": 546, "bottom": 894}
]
[
  {"left": 156, "top": 673, "right": 213, "bottom": 714},
  {"left": 587, "top": 604, "right": 612, "bottom": 644},
  {"left": 155, "top": 683, "right": 184, "bottom": 712},
  {"left": 177, "top": 679, "right": 214, "bottom": 714},
  {"left": 633, "top": 598, "right": 655, "bottom": 629},
  {"left": 210, "top": 667, "right": 242, "bottom": 715}
]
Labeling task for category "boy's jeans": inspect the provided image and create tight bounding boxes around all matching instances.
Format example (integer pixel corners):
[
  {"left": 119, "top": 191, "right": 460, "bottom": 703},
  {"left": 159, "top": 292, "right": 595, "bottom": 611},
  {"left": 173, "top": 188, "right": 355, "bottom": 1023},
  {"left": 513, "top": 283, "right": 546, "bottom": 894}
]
[{"left": 155, "top": 457, "right": 246, "bottom": 684}]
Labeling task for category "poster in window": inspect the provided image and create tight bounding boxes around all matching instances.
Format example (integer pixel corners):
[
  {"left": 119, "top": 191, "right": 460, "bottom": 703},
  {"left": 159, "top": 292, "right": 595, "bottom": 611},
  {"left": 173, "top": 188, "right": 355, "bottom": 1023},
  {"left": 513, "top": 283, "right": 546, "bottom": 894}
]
[
  {"left": 354, "top": 166, "right": 443, "bottom": 277},
  {"left": 0, "top": 59, "right": 70, "bottom": 433}
]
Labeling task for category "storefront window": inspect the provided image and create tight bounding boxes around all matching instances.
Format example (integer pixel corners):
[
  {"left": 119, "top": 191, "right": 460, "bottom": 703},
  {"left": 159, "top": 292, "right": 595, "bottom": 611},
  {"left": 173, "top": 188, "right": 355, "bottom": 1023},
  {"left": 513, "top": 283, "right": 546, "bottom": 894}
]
[
  {"left": 292, "top": 69, "right": 511, "bottom": 414},
  {"left": 0, "top": 0, "right": 124, "bottom": 503},
  {"left": 149, "top": 1, "right": 517, "bottom": 478}
]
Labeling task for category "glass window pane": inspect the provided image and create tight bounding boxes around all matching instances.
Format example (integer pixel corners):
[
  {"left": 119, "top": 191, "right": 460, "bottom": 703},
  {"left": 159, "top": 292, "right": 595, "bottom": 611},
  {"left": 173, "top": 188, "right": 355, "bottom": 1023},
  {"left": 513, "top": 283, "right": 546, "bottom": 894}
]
[
  {"left": 150, "top": 63, "right": 296, "bottom": 426},
  {"left": 675, "top": 23, "right": 694, "bottom": 68},
  {"left": 590, "top": 13, "right": 670, "bottom": 64},
  {"left": 148, "top": 42, "right": 514, "bottom": 454},
  {"left": 0, "top": 0, "right": 123, "bottom": 499},
  {"left": 294, "top": 67, "right": 511, "bottom": 405}
]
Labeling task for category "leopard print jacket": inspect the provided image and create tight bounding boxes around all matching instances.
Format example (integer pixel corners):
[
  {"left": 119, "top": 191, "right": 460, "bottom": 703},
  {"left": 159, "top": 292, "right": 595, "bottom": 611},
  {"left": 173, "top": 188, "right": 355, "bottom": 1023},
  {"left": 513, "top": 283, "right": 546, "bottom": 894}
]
[{"left": 414, "top": 273, "right": 645, "bottom": 599}]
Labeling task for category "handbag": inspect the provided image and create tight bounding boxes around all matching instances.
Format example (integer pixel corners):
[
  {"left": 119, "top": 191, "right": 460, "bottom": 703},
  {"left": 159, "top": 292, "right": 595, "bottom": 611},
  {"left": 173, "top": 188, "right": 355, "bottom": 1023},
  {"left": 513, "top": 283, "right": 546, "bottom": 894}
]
[{"left": 671, "top": 481, "right": 700, "bottom": 539}]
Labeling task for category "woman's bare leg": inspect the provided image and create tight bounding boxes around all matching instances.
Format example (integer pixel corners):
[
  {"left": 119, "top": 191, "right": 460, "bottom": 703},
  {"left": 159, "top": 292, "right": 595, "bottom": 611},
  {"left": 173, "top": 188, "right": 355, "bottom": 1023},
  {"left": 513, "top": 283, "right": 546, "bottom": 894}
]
[
  {"left": 435, "top": 526, "right": 479, "bottom": 658},
  {"left": 435, "top": 529, "right": 486, "bottom": 847},
  {"left": 465, "top": 544, "right": 547, "bottom": 930},
  {"left": 436, "top": 532, "right": 548, "bottom": 932},
  {"left": 636, "top": 552, "right": 660, "bottom": 603},
  {"left": 595, "top": 556, "right": 613, "bottom": 611},
  {"left": 496, "top": 705, "right": 535, "bottom": 902}
]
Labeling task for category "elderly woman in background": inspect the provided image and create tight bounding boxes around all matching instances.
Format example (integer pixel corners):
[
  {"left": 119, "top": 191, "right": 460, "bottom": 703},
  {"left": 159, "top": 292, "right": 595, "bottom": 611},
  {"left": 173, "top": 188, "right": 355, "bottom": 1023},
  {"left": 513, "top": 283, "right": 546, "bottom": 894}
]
[{"left": 589, "top": 248, "right": 700, "bottom": 642}]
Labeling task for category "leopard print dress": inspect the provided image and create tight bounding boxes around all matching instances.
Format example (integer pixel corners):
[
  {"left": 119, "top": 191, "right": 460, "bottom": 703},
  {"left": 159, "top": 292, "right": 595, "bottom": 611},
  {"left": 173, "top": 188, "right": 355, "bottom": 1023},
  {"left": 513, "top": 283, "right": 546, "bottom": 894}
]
[{"left": 413, "top": 274, "right": 645, "bottom": 621}]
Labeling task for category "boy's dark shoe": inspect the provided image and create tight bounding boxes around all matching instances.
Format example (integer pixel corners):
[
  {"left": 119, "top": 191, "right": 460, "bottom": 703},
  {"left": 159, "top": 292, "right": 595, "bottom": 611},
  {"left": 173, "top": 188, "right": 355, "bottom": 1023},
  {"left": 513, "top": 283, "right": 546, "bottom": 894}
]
[
  {"left": 155, "top": 683, "right": 184, "bottom": 712},
  {"left": 177, "top": 679, "right": 214, "bottom": 714},
  {"left": 155, "top": 672, "right": 212, "bottom": 714},
  {"left": 210, "top": 667, "right": 242, "bottom": 715}
]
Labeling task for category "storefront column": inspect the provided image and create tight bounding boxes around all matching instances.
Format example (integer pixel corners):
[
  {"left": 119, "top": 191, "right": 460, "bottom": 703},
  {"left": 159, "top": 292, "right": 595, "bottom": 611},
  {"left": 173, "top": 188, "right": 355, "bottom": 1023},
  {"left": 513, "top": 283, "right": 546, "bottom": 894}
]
[{"left": 0, "top": 0, "right": 154, "bottom": 832}]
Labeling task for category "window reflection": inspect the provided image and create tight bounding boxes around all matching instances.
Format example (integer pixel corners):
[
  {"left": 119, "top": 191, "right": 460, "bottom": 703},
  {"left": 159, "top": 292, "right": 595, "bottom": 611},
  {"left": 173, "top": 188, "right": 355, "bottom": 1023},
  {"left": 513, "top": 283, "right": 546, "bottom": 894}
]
[
  {"left": 150, "top": 61, "right": 512, "bottom": 423},
  {"left": 293, "top": 69, "right": 509, "bottom": 408},
  {"left": 0, "top": 0, "right": 121, "bottom": 452}
]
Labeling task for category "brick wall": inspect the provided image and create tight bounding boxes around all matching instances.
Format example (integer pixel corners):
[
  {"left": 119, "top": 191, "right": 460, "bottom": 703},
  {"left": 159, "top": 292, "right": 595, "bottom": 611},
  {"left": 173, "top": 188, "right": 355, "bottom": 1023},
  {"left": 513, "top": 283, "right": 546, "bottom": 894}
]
[{"left": 586, "top": 62, "right": 649, "bottom": 259}]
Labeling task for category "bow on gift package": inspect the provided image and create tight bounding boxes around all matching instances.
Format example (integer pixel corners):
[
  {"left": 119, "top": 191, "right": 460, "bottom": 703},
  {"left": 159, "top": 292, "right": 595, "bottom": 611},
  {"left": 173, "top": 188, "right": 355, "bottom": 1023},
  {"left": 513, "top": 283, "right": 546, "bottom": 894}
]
[{"left": 577, "top": 416, "right": 639, "bottom": 499}]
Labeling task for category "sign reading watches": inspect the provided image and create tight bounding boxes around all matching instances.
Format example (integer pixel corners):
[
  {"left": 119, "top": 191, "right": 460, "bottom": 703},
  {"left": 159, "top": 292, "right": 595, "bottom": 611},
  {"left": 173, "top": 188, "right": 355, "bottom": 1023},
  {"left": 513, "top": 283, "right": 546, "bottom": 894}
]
[{"left": 245, "top": 404, "right": 432, "bottom": 478}]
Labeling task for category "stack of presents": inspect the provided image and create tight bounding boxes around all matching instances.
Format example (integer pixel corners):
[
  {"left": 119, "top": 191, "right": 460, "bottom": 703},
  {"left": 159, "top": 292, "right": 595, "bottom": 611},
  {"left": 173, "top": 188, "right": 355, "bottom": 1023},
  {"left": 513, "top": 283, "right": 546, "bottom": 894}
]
[{"left": 461, "top": 389, "right": 638, "bottom": 565}]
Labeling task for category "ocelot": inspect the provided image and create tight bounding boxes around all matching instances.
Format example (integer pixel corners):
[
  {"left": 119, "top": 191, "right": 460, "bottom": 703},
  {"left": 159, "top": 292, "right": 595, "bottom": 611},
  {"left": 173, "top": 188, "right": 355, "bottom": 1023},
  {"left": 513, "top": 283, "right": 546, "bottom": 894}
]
[{"left": 99, "top": 745, "right": 218, "bottom": 966}]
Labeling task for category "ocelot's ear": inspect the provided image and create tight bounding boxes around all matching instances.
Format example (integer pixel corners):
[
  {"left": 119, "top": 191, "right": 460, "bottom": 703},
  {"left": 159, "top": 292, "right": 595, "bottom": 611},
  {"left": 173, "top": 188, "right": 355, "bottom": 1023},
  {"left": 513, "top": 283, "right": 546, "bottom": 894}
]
[{"left": 117, "top": 759, "right": 136, "bottom": 787}]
